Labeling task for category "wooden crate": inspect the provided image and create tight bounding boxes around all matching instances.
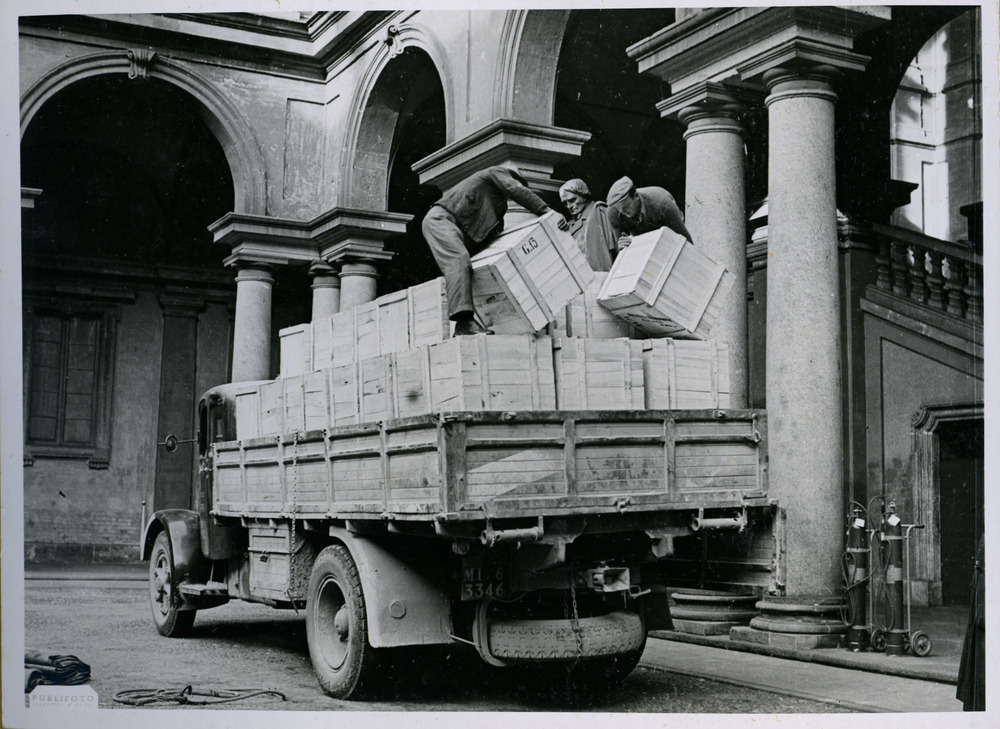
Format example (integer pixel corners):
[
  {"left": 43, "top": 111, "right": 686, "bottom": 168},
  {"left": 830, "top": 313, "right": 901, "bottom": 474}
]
[
  {"left": 552, "top": 337, "right": 644, "bottom": 410},
  {"left": 259, "top": 380, "right": 284, "bottom": 437},
  {"left": 233, "top": 381, "right": 278, "bottom": 441},
  {"left": 328, "top": 362, "right": 360, "bottom": 427},
  {"left": 279, "top": 323, "right": 311, "bottom": 377},
  {"left": 392, "top": 335, "right": 556, "bottom": 417},
  {"left": 598, "top": 227, "right": 733, "bottom": 339},
  {"left": 326, "top": 356, "right": 393, "bottom": 426},
  {"left": 554, "top": 272, "right": 640, "bottom": 339},
  {"left": 642, "top": 339, "right": 731, "bottom": 409},
  {"left": 471, "top": 212, "right": 594, "bottom": 333},
  {"left": 282, "top": 370, "right": 331, "bottom": 433},
  {"left": 313, "top": 278, "right": 450, "bottom": 370}
]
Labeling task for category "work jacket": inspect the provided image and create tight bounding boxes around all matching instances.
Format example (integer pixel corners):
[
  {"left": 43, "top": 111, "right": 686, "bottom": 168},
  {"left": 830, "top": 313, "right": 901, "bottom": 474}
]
[{"left": 436, "top": 166, "right": 551, "bottom": 244}]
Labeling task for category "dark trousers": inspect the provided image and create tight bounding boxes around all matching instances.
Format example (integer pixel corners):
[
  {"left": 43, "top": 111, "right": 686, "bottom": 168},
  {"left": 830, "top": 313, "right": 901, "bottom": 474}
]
[{"left": 422, "top": 205, "right": 488, "bottom": 319}]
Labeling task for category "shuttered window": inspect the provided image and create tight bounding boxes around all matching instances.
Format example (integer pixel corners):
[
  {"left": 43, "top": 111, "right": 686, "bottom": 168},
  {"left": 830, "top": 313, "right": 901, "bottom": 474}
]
[{"left": 23, "top": 302, "right": 118, "bottom": 468}]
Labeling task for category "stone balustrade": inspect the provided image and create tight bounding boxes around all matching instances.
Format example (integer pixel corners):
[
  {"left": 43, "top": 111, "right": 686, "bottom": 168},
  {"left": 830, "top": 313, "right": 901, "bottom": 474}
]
[{"left": 872, "top": 223, "right": 982, "bottom": 323}]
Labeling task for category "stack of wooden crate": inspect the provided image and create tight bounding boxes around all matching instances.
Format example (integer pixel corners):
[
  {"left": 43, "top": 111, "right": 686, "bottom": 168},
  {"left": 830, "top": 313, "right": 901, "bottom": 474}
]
[{"left": 238, "top": 220, "right": 736, "bottom": 442}]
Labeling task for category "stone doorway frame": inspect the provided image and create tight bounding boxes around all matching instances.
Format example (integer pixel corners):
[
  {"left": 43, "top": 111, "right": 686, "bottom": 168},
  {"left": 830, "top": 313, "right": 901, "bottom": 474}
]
[{"left": 910, "top": 402, "right": 983, "bottom": 606}]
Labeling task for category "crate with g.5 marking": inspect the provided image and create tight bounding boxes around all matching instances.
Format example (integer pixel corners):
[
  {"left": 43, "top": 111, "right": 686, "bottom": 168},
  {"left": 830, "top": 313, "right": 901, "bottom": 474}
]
[{"left": 471, "top": 212, "right": 594, "bottom": 334}]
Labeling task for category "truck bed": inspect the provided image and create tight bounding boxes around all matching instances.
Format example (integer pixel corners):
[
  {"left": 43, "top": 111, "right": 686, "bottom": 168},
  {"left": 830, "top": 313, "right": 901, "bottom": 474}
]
[{"left": 212, "top": 409, "right": 767, "bottom": 522}]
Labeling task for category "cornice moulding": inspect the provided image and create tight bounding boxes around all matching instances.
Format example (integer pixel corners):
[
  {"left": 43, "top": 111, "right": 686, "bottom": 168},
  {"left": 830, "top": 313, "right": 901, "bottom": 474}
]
[
  {"left": 630, "top": 6, "right": 891, "bottom": 93},
  {"left": 412, "top": 119, "right": 591, "bottom": 191}
]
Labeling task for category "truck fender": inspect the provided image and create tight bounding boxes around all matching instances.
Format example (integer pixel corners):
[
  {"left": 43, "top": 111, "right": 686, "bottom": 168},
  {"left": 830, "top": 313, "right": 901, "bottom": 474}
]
[
  {"left": 327, "top": 526, "right": 454, "bottom": 649},
  {"left": 141, "top": 509, "right": 212, "bottom": 588}
]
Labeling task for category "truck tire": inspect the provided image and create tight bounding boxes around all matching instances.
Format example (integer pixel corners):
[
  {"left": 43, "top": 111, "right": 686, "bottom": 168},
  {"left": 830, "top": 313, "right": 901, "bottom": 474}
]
[
  {"left": 149, "top": 531, "right": 196, "bottom": 637},
  {"left": 306, "top": 544, "right": 383, "bottom": 699},
  {"left": 488, "top": 610, "right": 645, "bottom": 660}
]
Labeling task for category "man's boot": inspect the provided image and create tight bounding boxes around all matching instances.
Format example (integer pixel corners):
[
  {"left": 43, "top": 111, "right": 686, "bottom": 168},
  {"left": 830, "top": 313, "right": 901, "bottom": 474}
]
[{"left": 453, "top": 316, "right": 493, "bottom": 336}]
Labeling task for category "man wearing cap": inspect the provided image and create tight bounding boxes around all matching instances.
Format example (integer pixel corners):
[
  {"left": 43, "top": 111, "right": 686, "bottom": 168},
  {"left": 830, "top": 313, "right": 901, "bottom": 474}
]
[
  {"left": 606, "top": 176, "right": 693, "bottom": 249},
  {"left": 422, "top": 166, "right": 568, "bottom": 335},
  {"left": 559, "top": 178, "right": 617, "bottom": 271}
]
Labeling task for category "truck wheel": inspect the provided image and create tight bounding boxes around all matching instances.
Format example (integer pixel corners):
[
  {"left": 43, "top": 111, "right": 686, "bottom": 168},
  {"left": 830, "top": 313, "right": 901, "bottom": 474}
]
[
  {"left": 149, "top": 531, "right": 196, "bottom": 637},
  {"left": 306, "top": 544, "right": 382, "bottom": 699}
]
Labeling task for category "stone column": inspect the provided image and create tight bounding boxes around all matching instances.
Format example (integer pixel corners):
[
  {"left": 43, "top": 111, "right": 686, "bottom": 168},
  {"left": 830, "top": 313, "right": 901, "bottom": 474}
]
[
  {"left": 231, "top": 265, "right": 274, "bottom": 383},
  {"left": 339, "top": 260, "right": 379, "bottom": 310},
  {"left": 678, "top": 104, "right": 748, "bottom": 407},
  {"left": 310, "top": 262, "right": 341, "bottom": 320},
  {"left": 763, "top": 66, "right": 843, "bottom": 595}
]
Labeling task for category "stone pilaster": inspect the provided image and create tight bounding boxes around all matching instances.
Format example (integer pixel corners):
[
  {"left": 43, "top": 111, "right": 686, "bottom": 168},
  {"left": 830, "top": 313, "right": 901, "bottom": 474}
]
[
  {"left": 309, "top": 261, "right": 341, "bottom": 320},
  {"left": 231, "top": 265, "right": 275, "bottom": 383},
  {"left": 763, "top": 65, "right": 844, "bottom": 595},
  {"left": 155, "top": 296, "right": 202, "bottom": 509},
  {"left": 678, "top": 101, "right": 749, "bottom": 407}
]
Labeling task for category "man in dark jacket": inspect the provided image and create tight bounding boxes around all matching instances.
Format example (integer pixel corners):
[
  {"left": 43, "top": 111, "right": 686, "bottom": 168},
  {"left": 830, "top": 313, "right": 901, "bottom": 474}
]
[
  {"left": 422, "top": 166, "right": 567, "bottom": 335},
  {"left": 606, "top": 175, "right": 693, "bottom": 249}
]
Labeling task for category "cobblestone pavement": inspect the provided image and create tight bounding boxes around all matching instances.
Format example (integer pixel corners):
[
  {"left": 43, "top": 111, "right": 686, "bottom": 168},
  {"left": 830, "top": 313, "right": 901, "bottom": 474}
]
[{"left": 17, "top": 580, "right": 857, "bottom": 715}]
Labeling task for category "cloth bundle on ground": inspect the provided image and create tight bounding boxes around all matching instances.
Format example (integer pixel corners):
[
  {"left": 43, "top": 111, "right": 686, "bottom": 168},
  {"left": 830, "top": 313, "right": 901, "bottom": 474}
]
[{"left": 24, "top": 650, "right": 91, "bottom": 692}]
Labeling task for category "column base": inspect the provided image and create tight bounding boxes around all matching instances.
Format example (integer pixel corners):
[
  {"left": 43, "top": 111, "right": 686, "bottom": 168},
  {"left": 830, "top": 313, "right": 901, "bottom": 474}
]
[{"left": 730, "top": 626, "right": 845, "bottom": 650}]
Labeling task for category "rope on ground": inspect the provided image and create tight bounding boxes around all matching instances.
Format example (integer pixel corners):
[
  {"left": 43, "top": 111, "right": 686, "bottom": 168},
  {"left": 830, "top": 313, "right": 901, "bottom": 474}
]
[{"left": 113, "top": 686, "right": 287, "bottom": 706}]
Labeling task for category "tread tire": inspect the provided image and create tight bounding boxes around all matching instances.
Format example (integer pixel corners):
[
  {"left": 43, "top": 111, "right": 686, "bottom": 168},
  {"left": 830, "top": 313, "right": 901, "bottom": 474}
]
[
  {"left": 149, "top": 531, "right": 196, "bottom": 638},
  {"left": 488, "top": 610, "right": 645, "bottom": 660},
  {"left": 306, "top": 544, "right": 383, "bottom": 699}
]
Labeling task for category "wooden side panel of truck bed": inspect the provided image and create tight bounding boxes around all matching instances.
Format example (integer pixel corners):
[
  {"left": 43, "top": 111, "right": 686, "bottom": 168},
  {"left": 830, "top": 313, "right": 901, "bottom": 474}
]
[{"left": 212, "top": 410, "right": 767, "bottom": 521}]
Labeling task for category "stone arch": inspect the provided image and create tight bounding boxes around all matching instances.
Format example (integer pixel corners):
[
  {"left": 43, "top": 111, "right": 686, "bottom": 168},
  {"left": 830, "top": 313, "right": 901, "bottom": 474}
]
[
  {"left": 834, "top": 5, "right": 972, "bottom": 223},
  {"left": 20, "top": 50, "right": 266, "bottom": 215},
  {"left": 342, "top": 25, "right": 451, "bottom": 210},
  {"left": 495, "top": 9, "right": 571, "bottom": 124}
]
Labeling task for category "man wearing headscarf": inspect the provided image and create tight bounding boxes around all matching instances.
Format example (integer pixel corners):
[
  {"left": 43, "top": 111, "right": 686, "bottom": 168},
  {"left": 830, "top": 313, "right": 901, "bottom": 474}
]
[
  {"left": 559, "top": 178, "right": 618, "bottom": 271},
  {"left": 605, "top": 176, "right": 693, "bottom": 250},
  {"left": 422, "top": 166, "right": 568, "bottom": 335}
]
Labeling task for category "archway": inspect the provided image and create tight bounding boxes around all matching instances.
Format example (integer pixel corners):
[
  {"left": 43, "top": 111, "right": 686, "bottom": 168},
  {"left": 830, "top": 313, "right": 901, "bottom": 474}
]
[
  {"left": 350, "top": 47, "right": 446, "bottom": 295},
  {"left": 21, "top": 74, "right": 234, "bottom": 267},
  {"left": 888, "top": 8, "right": 982, "bottom": 242},
  {"left": 550, "top": 9, "right": 682, "bottom": 207},
  {"left": 835, "top": 5, "right": 972, "bottom": 225},
  {"left": 21, "top": 73, "right": 236, "bottom": 523}
]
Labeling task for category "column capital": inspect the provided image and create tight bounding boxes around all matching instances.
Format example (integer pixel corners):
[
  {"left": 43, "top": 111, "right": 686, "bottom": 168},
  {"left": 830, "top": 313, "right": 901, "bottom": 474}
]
[
  {"left": 412, "top": 119, "right": 590, "bottom": 195},
  {"left": 659, "top": 81, "right": 758, "bottom": 121},
  {"left": 678, "top": 103, "right": 747, "bottom": 143},
  {"left": 232, "top": 264, "right": 275, "bottom": 285},
  {"left": 309, "top": 261, "right": 340, "bottom": 280},
  {"left": 322, "top": 241, "right": 395, "bottom": 267},
  {"left": 763, "top": 64, "right": 840, "bottom": 99},
  {"left": 211, "top": 208, "right": 409, "bottom": 269},
  {"left": 339, "top": 261, "right": 380, "bottom": 280}
]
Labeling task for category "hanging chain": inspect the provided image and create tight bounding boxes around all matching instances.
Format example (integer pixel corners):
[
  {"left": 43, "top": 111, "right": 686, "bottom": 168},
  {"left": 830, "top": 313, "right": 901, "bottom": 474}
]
[
  {"left": 286, "top": 432, "right": 299, "bottom": 613},
  {"left": 569, "top": 579, "right": 584, "bottom": 657}
]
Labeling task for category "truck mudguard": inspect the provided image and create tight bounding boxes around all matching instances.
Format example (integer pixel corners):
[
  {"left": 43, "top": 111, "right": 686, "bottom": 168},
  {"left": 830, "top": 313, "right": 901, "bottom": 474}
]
[
  {"left": 141, "top": 510, "right": 212, "bottom": 587},
  {"left": 328, "top": 526, "right": 454, "bottom": 648}
]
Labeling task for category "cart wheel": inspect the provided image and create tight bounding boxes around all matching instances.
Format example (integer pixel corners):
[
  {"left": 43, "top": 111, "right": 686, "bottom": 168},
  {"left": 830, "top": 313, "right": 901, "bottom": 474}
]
[
  {"left": 910, "top": 630, "right": 933, "bottom": 657},
  {"left": 870, "top": 629, "right": 886, "bottom": 652}
]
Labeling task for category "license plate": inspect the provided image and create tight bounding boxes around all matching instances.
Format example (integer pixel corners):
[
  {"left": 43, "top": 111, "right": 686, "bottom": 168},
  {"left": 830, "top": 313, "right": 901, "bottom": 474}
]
[{"left": 461, "top": 555, "right": 509, "bottom": 601}]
